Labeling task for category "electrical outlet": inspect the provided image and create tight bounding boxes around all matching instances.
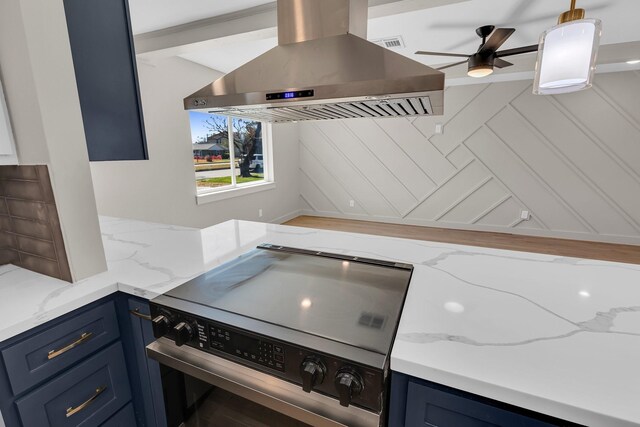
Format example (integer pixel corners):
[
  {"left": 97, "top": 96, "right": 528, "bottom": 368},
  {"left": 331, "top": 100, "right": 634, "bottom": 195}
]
[
  {"left": 435, "top": 123, "right": 444, "bottom": 134},
  {"left": 258, "top": 209, "right": 263, "bottom": 218},
  {"left": 349, "top": 200, "right": 355, "bottom": 208},
  {"left": 520, "top": 210, "right": 530, "bottom": 220}
]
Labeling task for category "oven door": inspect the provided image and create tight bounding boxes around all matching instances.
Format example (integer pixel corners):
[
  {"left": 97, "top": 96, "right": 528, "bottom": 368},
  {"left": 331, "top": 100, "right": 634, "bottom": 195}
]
[{"left": 146, "top": 338, "right": 380, "bottom": 427}]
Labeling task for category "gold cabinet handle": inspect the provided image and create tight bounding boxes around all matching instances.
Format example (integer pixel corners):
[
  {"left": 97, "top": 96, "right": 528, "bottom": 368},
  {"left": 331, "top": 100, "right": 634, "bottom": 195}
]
[
  {"left": 66, "top": 385, "right": 107, "bottom": 418},
  {"left": 129, "top": 308, "right": 152, "bottom": 321},
  {"left": 47, "top": 332, "right": 93, "bottom": 360}
]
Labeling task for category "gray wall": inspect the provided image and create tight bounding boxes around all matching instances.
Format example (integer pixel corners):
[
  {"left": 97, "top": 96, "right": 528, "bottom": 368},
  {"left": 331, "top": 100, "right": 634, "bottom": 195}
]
[
  {"left": 299, "top": 70, "right": 640, "bottom": 245},
  {"left": 90, "top": 57, "right": 300, "bottom": 228}
]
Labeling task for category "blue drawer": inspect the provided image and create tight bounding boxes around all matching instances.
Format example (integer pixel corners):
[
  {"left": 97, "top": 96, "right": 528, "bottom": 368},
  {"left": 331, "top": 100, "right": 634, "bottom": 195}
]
[
  {"left": 2, "top": 301, "right": 120, "bottom": 395},
  {"left": 15, "top": 342, "right": 132, "bottom": 427},
  {"left": 101, "top": 402, "right": 136, "bottom": 426}
]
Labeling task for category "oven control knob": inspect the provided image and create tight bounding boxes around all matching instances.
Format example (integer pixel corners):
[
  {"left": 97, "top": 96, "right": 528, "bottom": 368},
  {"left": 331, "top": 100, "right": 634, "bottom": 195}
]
[
  {"left": 334, "top": 368, "right": 364, "bottom": 407},
  {"left": 300, "top": 357, "right": 326, "bottom": 393},
  {"left": 151, "top": 315, "right": 171, "bottom": 338},
  {"left": 173, "top": 322, "right": 194, "bottom": 347}
]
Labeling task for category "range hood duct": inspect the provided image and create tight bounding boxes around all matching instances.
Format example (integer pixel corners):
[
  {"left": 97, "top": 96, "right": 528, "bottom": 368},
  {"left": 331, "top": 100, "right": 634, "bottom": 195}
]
[{"left": 184, "top": 0, "right": 445, "bottom": 122}]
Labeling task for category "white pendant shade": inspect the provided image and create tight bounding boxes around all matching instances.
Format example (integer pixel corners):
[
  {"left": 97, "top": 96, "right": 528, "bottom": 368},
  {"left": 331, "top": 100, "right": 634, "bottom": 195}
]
[{"left": 533, "top": 19, "right": 601, "bottom": 95}]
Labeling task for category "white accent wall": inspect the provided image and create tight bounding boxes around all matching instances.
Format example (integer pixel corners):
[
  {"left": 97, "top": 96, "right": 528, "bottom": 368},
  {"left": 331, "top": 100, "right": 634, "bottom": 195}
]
[
  {"left": 90, "top": 57, "right": 300, "bottom": 228},
  {"left": 299, "top": 70, "right": 640, "bottom": 245}
]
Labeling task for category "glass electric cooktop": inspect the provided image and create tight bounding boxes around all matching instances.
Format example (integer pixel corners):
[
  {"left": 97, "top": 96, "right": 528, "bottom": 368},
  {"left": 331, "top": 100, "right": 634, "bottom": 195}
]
[{"left": 165, "top": 245, "right": 413, "bottom": 354}]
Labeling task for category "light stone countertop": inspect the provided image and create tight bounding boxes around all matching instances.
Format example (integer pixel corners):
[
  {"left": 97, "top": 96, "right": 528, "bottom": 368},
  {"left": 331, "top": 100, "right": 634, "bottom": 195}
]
[{"left": 0, "top": 216, "right": 638, "bottom": 426}]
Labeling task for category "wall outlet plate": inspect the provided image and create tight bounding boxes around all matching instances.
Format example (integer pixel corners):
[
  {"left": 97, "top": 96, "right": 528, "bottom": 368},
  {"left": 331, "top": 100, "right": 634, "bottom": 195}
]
[{"left": 520, "top": 210, "right": 530, "bottom": 220}]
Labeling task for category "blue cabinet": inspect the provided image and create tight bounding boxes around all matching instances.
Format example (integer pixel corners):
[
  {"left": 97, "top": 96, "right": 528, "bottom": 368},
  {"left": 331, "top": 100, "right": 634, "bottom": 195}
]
[
  {"left": 0, "top": 295, "right": 147, "bottom": 427},
  {"left": 63, "top": 0, "right": 148, "bottom": 161},
  {"left": 116, "top": 295, "right": 166, "bottom": 427},
  {"left": 101, "top": 402, "right": 137, "bottom": 427},
  {"left": 390, "top": 373, "right": 583, "bottom": 427},
  {"left": 2, "top": 301, "right": 120, "bottom": 395},
  {"left": 15, "top": 342, "right": 131, "bottom": 427}
]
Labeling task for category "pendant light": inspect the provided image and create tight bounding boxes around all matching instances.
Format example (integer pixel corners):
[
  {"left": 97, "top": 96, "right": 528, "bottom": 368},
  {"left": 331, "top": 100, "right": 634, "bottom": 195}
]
[{"left": 533, "top": 0, "right": 601, "bottom": 95}]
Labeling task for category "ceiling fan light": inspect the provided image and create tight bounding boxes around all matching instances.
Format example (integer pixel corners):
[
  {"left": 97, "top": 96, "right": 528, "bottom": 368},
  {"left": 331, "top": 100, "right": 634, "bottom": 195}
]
[
  {"left": 533, "top": 19, "right": 601, "bottom": 95},
  {"left": 467, "top": 66, "right": 494, "bottom": 78}
]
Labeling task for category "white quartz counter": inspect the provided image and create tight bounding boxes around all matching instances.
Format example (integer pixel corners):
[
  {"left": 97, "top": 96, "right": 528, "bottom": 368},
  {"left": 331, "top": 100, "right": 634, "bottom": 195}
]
[{"left": 0, "top": 216, "right": 638, "bottom": 426}]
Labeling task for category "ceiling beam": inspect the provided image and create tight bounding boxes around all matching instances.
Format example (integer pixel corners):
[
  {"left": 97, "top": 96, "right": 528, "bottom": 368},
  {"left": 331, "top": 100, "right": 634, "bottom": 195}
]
[{"left": 134, "top": 0, "right": 468, "bottom": 60}]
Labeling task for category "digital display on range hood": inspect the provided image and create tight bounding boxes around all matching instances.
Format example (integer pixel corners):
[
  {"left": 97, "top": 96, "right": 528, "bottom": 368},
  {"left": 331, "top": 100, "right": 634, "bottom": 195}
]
[{"left": 266, "top": 89, "right": 314, "bottom": 101}]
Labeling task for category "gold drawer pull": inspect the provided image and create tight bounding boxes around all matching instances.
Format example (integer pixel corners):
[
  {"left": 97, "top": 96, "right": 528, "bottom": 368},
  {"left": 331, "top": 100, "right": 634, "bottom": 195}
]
[
  {"left": 129, "top": 308, "right": 152, "bottom": 321},
  {"left": 66, "top": 385, "right": 107, "bottom": 418},
  {"left": 47, "top": 332, "right": 93, "bottom": 360}
]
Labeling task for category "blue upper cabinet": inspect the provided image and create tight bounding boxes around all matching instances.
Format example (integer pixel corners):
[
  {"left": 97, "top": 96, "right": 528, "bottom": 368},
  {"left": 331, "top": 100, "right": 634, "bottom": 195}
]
[{"left": 63, "top": 0, "right": 149, "bottom": 161}]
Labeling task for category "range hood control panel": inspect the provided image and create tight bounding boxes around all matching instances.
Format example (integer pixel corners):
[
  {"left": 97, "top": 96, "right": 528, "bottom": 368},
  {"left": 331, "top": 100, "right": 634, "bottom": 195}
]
[{"left": 266, "top": 89, "right": 314, "bottom": 101}]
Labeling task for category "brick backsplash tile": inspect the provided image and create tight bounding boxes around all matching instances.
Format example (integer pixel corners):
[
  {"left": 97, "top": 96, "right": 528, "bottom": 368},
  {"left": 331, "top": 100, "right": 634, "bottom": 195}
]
[
  {"left": 1, "top": 180, "right": 45, "bottom": 201},
  {"left": 6, "top": 199, "right": 49, "bottom": 221},
  {"left": 0, "top": 215, "right": 12, "bottom": 232},
  {"left": 0, "top": 165, "right": 72, "bottom": 282},
  {"left": 0, "top": 166, "right": 39, "bottom": 181},
  {"left": 35, "top": 166, "right": 55, "bottom": 203},
  {"left": 16, "top": 235, "right": 57, "bottom": 260},
  {"left": 0, "top": 231, "right": 16, "bottom": 248},
  {"left": 18, "top": 253, "right": 61, "bottom": 278},
  {"left": 0, "top": 248, "right": 20, "bottom": 265},
  {"left": 46, "top": 203, "right": 72, "bottom": 282},
  {"left": 11, "top": 217, "right": 52, "bottom": 241}
]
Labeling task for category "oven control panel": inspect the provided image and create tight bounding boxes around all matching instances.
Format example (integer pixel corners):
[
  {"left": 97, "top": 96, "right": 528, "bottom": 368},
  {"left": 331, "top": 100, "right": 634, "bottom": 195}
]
[
  {"left": 150, "top": 304, "right": 385, "bottom": 413},
  {"left": 209, "top": 325, "right": 285, "bottom": 371}
]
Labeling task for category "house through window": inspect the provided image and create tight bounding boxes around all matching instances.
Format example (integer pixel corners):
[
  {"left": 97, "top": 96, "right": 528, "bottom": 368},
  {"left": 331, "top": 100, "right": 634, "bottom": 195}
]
[{"left": 190, "top": 112, "right": 269, "bottom": 193}]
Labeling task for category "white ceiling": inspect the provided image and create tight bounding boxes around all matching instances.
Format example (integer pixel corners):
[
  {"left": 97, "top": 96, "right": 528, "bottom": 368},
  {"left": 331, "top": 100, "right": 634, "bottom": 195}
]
[
  {"left": 128, "top": 0, "right": 273, "bottom": 34},
  {"left": 132, "top": 0, "right": 640, "bottom": 77}
]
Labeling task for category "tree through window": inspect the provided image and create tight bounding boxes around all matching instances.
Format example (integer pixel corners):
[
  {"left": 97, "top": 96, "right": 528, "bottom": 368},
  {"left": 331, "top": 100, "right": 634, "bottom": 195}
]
[{"left": 190, "top": 112, "right": 267, "bottom": 190}]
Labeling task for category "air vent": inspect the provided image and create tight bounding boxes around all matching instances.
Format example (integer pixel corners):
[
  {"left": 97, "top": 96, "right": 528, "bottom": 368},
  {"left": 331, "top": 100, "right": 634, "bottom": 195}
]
[
  {"left": 209, "top": 96, "right": 435, "bottom": 123},
  {"left": 370, "top": 36, "right": 405, "bottom": 49}
]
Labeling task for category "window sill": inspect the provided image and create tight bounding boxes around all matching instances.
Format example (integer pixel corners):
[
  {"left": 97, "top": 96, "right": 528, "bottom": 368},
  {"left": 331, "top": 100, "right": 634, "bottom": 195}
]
[{"left": 196, "top": 181, "right": 276, "bottom": 205}]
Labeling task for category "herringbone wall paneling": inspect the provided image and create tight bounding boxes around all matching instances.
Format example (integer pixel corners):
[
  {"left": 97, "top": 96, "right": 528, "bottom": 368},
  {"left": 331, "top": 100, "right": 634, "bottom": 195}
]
[{"left": 298, "top": 70, "right": 640, "bottom": 244}]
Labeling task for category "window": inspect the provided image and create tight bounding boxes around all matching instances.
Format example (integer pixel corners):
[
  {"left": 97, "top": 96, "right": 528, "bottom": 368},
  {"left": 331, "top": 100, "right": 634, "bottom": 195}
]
[{"left": 190, "top": 112, "right": 272, "bottom": 201}]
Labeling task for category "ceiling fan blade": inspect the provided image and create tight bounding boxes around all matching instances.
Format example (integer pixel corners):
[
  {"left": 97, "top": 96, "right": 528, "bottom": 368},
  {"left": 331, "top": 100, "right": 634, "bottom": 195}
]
[
  {"left": 415, "top": 51, "right": 469, "bottom": 58},
  {"left": 496, "top": 44, "right": 538, "bottom": 57},
  {"left": 494, "top": 58, "right": 513, "bottom": 69},
  {"left": 479, "top": 28, "right": 515, "bottom": 53},
  {"left": 436, "top": 60, "right": 468, "bottom": 71}
]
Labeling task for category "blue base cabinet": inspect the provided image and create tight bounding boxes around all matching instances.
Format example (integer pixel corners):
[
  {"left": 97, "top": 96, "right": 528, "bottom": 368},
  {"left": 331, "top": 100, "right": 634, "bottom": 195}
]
[
  {"left": 0, "top": 293, "right": 165, "bottom": 427},
  {"left": 115, "top": 295, "right": 166, "bottom": 427},
  {"left": 389, "top": 372, "right": 584, "bottom": 427}
]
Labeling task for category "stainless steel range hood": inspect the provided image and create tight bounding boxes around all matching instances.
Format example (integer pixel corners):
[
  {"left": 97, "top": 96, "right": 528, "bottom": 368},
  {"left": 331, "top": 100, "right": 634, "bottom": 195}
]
[{"left": 184, "top": 0, "right": 445, "bottom": 123}]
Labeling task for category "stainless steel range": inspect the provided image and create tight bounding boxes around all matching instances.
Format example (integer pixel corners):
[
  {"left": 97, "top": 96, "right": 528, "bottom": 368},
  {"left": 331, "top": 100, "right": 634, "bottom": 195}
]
[{"left": 147, "top": 244, "right": 413, "bottom": 427}]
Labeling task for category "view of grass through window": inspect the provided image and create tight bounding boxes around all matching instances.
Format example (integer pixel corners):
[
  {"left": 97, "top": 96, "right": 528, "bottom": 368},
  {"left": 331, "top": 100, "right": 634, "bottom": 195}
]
[{"left": 190, "top": 112, "right": 265, "bottom": 190}]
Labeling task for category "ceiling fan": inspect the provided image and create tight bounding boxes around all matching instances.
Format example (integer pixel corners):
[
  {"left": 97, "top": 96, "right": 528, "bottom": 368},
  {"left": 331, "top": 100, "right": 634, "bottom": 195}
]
[{"left": 415, "top": 25, "right": 538, "bottom": 78}]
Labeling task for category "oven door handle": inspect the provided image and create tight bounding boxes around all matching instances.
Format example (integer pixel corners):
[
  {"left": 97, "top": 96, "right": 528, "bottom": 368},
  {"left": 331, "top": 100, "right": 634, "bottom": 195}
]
[{"left": 146, "top": 338, "right": 379, "bottom": 427}]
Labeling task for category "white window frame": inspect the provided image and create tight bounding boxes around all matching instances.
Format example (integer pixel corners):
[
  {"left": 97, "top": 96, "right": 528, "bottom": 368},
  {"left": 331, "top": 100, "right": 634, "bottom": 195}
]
[{"left": 195, "top": 118, "right": 274, "bottom": 205}]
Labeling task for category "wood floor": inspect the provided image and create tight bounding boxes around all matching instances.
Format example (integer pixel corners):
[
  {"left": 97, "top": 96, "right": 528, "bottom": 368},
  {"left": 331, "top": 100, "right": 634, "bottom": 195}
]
[{"left": 284, "top": 216, "right": 640, "bottom": 264}]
